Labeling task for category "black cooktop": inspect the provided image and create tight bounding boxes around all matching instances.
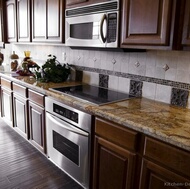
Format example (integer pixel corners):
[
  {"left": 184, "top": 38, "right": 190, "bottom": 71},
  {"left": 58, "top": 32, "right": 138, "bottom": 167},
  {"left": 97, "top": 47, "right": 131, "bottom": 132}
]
[{"left": 50, "top": 84, "right": 135, "bottom": 105}]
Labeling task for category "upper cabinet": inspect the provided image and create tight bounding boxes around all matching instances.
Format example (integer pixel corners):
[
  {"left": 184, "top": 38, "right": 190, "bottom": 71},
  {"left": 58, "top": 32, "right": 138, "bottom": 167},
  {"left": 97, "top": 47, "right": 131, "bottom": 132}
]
[
  {"left": 6, "top": 0, "right": 17, "bottom": 42},
  {"left": 31, "top": 0, "right": 64, "bottom": 43},
  {"left": 0, "top": 0, "right": 5, "bottom": 47},
  {"left": 17, "top": 0, "right": 31, "bottom": 42},
  {"left": 121, "top": 0, "right": 175, "bottom": 50},
  {"left": 181, "top": 0, "right": 190, "bottom": 49},
  {"left": 121, "top": 0, "right": 190, "bottom": 50}
]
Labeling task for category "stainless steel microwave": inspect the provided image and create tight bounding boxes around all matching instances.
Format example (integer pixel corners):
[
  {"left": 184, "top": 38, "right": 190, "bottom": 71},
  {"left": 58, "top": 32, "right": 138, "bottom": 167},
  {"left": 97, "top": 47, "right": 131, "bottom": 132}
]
[{"left": 65, "top": 1, "right": 119, "bottom": 48}]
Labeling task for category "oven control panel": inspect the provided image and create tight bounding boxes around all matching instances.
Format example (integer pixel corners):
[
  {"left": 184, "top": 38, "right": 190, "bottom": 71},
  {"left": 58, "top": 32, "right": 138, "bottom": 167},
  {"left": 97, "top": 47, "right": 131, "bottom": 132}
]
[{"left": 53, "top": 104, "right": 78, "bottom": 123}]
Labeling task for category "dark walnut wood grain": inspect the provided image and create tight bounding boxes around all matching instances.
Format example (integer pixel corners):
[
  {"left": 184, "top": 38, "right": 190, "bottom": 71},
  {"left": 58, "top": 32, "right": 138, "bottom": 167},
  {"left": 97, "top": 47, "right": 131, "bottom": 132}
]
[
  {"left": 121, "top": 0, "right": 175, "bottom": 49},
  {"left": 28, "top": 101, "right": 45, "bottom": 153},
  {"left": 13, "top": 82, "right": 27, "bottom": 98},
  {"left": 95, "top": 117, "right": 139, "bottom": 152},
  {"left": 17, "top": 0, "right": 31, "bottom": 42},
  {"left": 181, "top": 0, "right": 190, "bottom": 47},
  {"left": 1, "top": 77, "right": 12, "bottom": 90},
  {"left": 93, "top": 118, "right": 139, "bottom": 189},
  {"left": 13, "top": 93, "right": 29, "bottom": 139},
  {"left": 28, "top": 89, "right": 45, "bottom": 107},
  {"left": 140, "top": 159, "right": 190, "bottom": 189},
  {"left": 143, "top": 136, "right": 190, "bottom": 179},
  {"left": 28, "top": 89, "right": 45, "bottom": 153}
]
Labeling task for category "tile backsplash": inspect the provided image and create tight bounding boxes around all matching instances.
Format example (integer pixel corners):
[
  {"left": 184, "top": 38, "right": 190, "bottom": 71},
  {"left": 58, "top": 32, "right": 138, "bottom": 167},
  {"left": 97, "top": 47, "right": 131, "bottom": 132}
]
[{"left": 1, "top": 43, "right": 190, "bottom": 108}]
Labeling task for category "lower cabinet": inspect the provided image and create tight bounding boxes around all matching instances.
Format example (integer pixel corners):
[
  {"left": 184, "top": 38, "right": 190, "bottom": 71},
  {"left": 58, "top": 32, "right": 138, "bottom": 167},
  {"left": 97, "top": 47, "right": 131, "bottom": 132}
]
[
  {"left": 140, "top": 136, "right": 190, "bottom": 189},
  {"left": 12, "top": 82, "right": 28, "bottom": 139},
  {"left": 1, "top": 78, "right": 13, "bottom": 126},
  {"left": 140, "top": 159, "right": 190, "bottom": 189},
  {"left": 28, "top": 89, "right": 45, "bottom": 153},
  {"left": 93, "top": 118, "right": 140, "bottom": 189},
  {"left": 93, "top": 118, "right": 190, "bottom": 189}
]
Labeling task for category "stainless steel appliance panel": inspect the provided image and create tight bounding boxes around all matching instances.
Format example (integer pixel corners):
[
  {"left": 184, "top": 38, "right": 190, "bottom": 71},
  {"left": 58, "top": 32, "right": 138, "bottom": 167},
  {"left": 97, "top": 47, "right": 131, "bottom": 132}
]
[{"left": 45, "top": 97, "right": 92, "bottom": 189}]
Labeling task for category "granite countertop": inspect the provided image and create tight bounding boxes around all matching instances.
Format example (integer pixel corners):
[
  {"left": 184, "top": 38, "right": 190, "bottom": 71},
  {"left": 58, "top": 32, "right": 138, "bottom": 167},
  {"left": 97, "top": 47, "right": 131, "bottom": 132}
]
[{"left": 1, "top": 73, "right": 190, "bottom": 152}]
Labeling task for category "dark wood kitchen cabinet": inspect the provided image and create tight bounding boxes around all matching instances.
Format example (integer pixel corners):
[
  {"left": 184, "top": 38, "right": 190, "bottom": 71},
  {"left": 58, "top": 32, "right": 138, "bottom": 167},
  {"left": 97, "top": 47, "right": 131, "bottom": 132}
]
[
  {"left": 31, "top": 0, "right": 64, "bottom": 43},
  {"left": 6, "top": 0, "right": 17, "bottom": 42},
  {"left": 93, "top": 118, "right": 140, "bottom": 189},
  {"left": 140, "top": 137, "right": 190, "bottom": 189},
  {"left": 121, "top": 0, "right": 176, "bottom": 50},
  {"left": 12, "top": 82, "right": 29, "bottom": 139},
  {"left": 1, "top": 77, "right": 13, "bottom": 127},
  {"left": 17, "top": 0, "right": 31, "bottom": 42},
  {"left": 0, "top": 0, "right": 5, "bottom": 47},
  {"left": 28, "top": 89, "right": 46, "bottom": 153},
  {"left": 181, "top": 0, "right": 190, "bottom": 49}
]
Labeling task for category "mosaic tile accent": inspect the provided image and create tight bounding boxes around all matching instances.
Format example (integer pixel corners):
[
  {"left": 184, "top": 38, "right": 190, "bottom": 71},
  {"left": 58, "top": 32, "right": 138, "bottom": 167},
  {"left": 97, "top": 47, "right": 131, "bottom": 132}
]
[
  {"left": 171, "top": 88, "right": 189, "bottom": 108},
  {"left": 99, "top": 74, "right": 109, "bottom": 88},
  {"left": 74, "top": 65, "right": 190, "bottom": 90},
  {"left": 129, "top": 80, "right": 143, "bottom": 97}
]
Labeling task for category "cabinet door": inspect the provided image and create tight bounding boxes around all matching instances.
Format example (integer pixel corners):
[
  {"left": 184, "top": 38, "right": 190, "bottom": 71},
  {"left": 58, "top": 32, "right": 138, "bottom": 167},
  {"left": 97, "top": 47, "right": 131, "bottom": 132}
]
[
  {"left": 140, "top": 159, "right": 190, "bottom": 189},
  {"left": 32, "top": 0, "right": 64, "bottom": 42},
  {"left": 1, "top": 87, "right": 13, "bottom": 126},
  {"left": 181, "top": 0, "right": 190, "bottom": 46},
  {"left": 93, "top": 136, "right": 136, "bottom": 189},
  {"left": 121, "top": 0, "right": 174, "bottom": 49},
  {"left": 0, "top": 0, "right": 5, "bottom": 47},
  {"left": 6, "top": 0, "right": 17, "bottom": 42},
  {"left": 29, "top": 101, "right": 45, "bottom": 153},
  {"left": 13, "top": 94, "right": 28, "bottom": 139},
  {"left": 32, "top": 0, "right": 46, "bottom": 41},
  {"left": 17, "top": 0, "right": 31, "bottom": 42}
]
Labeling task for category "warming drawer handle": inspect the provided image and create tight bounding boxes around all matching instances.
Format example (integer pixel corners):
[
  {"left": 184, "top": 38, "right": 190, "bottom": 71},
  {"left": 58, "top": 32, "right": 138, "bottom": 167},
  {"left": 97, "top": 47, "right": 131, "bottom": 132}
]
[{"left": 46, "top": 113, "right": 89, "bottom": 137}]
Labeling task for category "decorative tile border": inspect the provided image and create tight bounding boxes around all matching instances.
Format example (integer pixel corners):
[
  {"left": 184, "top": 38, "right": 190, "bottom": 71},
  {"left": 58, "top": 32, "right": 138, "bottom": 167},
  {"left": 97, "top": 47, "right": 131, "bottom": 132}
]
[{"left": 73, "top": 65, "right": 190, "bottom": 90}]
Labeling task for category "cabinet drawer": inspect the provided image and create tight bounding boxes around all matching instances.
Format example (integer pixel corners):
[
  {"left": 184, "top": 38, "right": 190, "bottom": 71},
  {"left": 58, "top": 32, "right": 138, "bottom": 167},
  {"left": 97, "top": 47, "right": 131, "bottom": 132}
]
[
  {"left": 95, "top": 118, "right": 139, "bottom": 151},
  {"left": 13, "top": 82, "right": 27, "bottom": 98},
  {"left": 28, "top": 89, "right": 45, "bottom": 107},
  {"left": 144, "top": 137, "right": 190, "bottom": 178},
  {"left": 1, "top": 78, "right": 12, "bottom": 90}
]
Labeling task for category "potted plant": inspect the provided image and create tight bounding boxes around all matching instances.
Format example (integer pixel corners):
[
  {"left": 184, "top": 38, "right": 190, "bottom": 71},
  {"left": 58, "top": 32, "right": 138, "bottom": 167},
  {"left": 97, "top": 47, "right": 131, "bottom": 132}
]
[{"left": 35, "top": 54, "right": 71, "bottom": 83}]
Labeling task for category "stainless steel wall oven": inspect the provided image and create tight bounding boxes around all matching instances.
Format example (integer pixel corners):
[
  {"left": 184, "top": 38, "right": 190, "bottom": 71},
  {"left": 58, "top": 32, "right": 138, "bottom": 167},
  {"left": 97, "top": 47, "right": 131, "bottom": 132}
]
[{"left": 45, "top": 97, "right": 92, "bottom": 189}]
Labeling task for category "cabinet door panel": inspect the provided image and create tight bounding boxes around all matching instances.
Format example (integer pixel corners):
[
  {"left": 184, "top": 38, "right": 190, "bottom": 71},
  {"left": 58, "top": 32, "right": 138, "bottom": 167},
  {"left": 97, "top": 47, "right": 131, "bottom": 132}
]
[
  {"left": 1, "top": 88, "right": 13, "bottom": 125},
  {"left": 13, "top": 94, "right": 28, "bottom": 139},
  {"left": 121, "top": 0, "right": 174, "bottom": 47},
  {"left": 29, "top": 101, "right": 45, "bottom": 152},
  {"left": 32, "top": 0, "right": 46, "bottom": 41},
  {"left": 93, "top": 136, "right": 136, "bottom": 189},
  {"left": 17, "top": 0, "right": 30, "bottom": 42},
  {"left": 182, "top": 0, "right": 190, "bottom": 46},
  {"left": 6, "top": 0, "right": 17, "bottom": 42},
  {"left": 140, "top": 159, "right": 190, "bottom": 189},
  {"left": 47, "top": 0, "right": 59, "bottom": 37}
]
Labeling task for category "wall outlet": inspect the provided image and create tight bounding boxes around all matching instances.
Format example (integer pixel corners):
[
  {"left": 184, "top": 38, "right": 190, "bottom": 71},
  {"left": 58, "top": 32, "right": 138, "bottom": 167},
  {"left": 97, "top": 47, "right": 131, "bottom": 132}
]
[{"left": 62, "top": 52, "right": 66, "bottom": 62}]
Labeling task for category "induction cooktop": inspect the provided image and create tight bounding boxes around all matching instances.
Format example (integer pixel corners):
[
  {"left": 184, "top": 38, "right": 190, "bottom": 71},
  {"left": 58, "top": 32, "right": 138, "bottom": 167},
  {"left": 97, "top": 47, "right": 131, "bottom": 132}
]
[{"left": 50, "top": 84, "right": 135, "bottom": 105}]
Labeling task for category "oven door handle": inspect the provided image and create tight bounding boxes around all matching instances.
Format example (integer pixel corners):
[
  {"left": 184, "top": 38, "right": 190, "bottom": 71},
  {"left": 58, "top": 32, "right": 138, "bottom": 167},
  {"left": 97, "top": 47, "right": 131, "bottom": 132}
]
[{"left": 46, "top": 113, "right": 89, "bottom": 137}]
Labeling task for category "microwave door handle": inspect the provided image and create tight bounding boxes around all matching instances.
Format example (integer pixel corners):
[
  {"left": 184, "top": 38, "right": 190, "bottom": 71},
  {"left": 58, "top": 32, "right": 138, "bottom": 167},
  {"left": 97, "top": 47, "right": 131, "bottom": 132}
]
[{"left": 100, "top": 14, "right": 107, "bottom": 43}]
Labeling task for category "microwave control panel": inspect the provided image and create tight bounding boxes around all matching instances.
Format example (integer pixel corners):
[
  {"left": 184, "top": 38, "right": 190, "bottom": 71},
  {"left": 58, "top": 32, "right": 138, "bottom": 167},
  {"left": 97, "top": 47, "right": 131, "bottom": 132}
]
[{"left": 107, "top": 13, "right": 117, "bottom": 43}]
